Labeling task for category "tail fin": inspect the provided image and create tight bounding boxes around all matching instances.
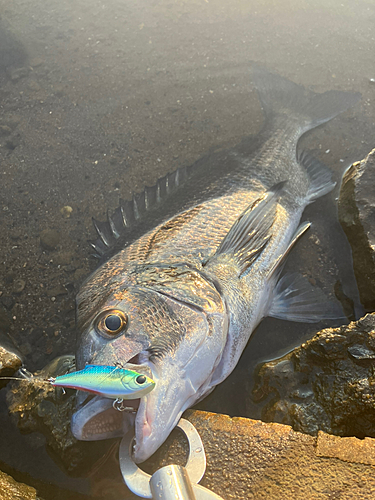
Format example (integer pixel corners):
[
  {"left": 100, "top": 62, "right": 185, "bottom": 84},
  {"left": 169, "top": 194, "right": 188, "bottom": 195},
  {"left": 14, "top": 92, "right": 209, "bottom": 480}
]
[{"left": 251, "top": 64, "right": 361, "bottom": 132}]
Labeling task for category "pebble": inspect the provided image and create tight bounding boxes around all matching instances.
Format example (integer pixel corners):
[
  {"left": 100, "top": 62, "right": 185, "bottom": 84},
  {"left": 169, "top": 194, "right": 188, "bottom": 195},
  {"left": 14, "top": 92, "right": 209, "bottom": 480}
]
[
  {"left": 0, "top": 125, "right": 12, "bottom": 136},
  {"left": 40, "top": 229, "right": 61, "bottom": 251},
  {"left": 9, "top": 66, "right": 30, "bottom": 82},
  {"left": 29, "top": 57, "right": 43, "bottom": 68},
  {"left": 53, "top": 251, "right": 74, "bottom": 266},
  {"left": 28, "top": 80, "right": 41, "bottom": 91},
  {"left": 46, "top": 285, "right": 68, "bottom": 297},
  {"left": 0, "top": 296, "right": 15, "bottom": 310},
  {"left": 60, "top": 205, "right": 73, "bottom": 218},
  {"left": 12, "top": 279, "right": 26, "bottom": 294},
  {"left": 0, "top": 308, "right": 11, "bottom": 333},
  {"left": 5, "top": 135, "right": 20, "bottom": 151}
]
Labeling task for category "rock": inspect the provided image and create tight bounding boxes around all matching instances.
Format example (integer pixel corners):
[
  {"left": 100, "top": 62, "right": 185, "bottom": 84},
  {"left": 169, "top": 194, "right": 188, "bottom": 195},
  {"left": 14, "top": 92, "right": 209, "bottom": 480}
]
[
  {"left": 0, "top": 344, "right": 22, "bottom": 388},
  {"left": 252, "top": 313, "right": 375, "bottom": 439},
  {"left": 39, "top": 229, "right": 60, "bottom": 251},
  {"left": 46, "top": 284, "right": 68, "bottom": 297},
  {"left": 0, "top": 469, "right": 39, "bottom": 500},
  {"left": 139, "top": 410, "right": 375, "bottom": 500},
  {"left": 0, "top": 307, "right": 11, "bottom": 333},
  {"left": 0, "top": 125, "right": 12, "bottom": 136},
  {"left": 53, "top": 251, "right": 74, "bottom": 266},
  {"left": 27, "top": 80, "right": 41, "bottom": 91},
  {"left": 338, "top": 149, "right": 375, "bottom": 310},
  {"left": 5, "top": 135, "right": 20, "bottom": 150},
  {"left": 0, "top": 295, "right": 15, "bottom": 310},
  {"left": 6, "top": 355, "right": 112, "bottom": 476},
  {"left": 29, "top": 57, "right": 43, "bottom": 68},
  {"left": 9, "top": 66, "right": 30, "bottom": 81},
  {"left": 12, "top": 279, "right": 26, "bottom": 294},
  {"left": 60, "top": 205, "right": 73, "bottom": 218}
]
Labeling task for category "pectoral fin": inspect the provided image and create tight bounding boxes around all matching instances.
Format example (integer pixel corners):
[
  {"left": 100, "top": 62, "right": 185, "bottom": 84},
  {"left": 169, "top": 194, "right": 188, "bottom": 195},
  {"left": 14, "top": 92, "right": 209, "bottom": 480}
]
[
  {"left": 205, "top": 182, "right": 285, "bottom": 276},
  {"left": 269, "top": 273, "right": 344, "bottom": 323}
]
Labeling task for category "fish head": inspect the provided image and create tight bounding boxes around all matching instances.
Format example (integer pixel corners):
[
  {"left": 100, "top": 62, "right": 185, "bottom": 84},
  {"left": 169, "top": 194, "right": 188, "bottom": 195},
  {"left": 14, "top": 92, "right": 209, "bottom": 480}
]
[{"left": 72, "top": 263, "right": 228, "bottom": 462}]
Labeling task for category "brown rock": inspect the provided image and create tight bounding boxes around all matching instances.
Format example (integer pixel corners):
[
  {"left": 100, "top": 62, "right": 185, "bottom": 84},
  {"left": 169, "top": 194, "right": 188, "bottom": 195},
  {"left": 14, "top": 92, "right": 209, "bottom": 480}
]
[
  {"left": 140, "top": 410, "right": 375, "bottom": 500},
  {"left": 252, "top": 313, "right": 375, "bottom": 439},
  {"left": 316, "top": 431, "right": 375, "bottom": 465},
  {"left": 0, "top": 470, "right": 38, "bottom": 500},
  {"left": 0, "top": 345, "right": 22, "bottom": 389},
  {"left": 39, "top": 229, "right": 61, "bottom": 251},
  {"left": 338, "top": 149, "right": 375, "bottom": 310}
]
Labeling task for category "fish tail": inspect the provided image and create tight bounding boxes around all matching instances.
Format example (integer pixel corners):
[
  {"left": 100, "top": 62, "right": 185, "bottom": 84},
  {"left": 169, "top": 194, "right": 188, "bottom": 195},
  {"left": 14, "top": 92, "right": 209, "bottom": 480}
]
[
  {"left": 250, "top": 65, "right": 360, "bottom": 204},
  {"left": 251, "top": 64, "right": 360, "bottom": 133}
]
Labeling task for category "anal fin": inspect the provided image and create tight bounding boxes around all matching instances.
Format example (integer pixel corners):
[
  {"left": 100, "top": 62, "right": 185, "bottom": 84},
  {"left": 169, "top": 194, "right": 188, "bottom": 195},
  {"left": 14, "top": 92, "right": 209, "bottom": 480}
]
[
  {"left": 269, "top": 221, "right": 311, "bottom": 278},
  {"left": 269, "top": 273, "right": 344, "bottom": 323},
  {"left": 298, "top": 150, "right": 336, "bottom": 203}
]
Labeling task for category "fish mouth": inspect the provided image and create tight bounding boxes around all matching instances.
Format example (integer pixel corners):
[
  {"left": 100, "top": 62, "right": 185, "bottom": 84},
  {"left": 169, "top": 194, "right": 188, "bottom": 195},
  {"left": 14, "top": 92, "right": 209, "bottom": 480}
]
[{"left": 71, "top": 363, "right": 152, "bottom": 443}]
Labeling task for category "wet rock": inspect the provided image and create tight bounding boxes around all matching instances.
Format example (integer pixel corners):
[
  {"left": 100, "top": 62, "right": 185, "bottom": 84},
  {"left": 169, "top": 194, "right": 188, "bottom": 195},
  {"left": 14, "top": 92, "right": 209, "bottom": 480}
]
[
  {"left": 139, "top": 410, "right": 375, "bottom": 500},
  {"left": 6, "top": 356, "right": 112, "bottom": 476},
  {"left": 0, "top": 469, "right": 39, "bottom": 500},
  {"left": 0, "top": 307, "right": 12, "bottom": 333},
  {"left": 0, "top": 295, "right": 15, "bottom": 310},
  {"left": 29, "top": 57, "right": 43, "bottom": 68},
  {"left": 60, "top": 205, "right": 73, "bottom": 218},
  {"left": 338, "top": 149, "right": 375, "bottom": 310},
  {"left": 39, "top": 229, "right": 60, "bottom": 251},
  {"left": 53, "top": 251, "right": 74, "bottom": 266},
  {"left": 0, "top": 344, "right": 22, "bottom": 388},
  {"left": 46, "top": 284, "right": 68, "bottom": 297},
  {"left": 0, "top": 22, "right": 27, "bottom": 74},
  {"left": 12, "top": 278, "right": 26, "bottom": 294},
  {"left": 0, "top": 125, "right": 12, "bottom": 136},
  {"left": 9, "top": 66, "right": 30, "bottom": 81},
  {"left": 27, "top": 80, "right": 41, "bottom": 92},
  {"left": 252, "top": 313, "right": 375, "bottom": 438},
  {"left": 5, "top": 134, "right": 20, "bottom": 151}
]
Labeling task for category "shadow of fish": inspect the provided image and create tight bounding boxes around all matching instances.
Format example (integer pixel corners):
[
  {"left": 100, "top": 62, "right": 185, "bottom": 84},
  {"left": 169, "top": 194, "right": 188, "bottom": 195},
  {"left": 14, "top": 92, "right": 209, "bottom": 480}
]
[{"left": 72, "top": 65, "right": 360, "bottom": 462}]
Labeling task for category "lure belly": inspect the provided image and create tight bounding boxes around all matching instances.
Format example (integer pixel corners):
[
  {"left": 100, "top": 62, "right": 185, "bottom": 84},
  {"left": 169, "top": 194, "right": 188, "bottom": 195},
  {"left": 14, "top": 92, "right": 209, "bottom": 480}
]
[{"left": 50, "top": 365, "right": 155, "bottom": 400}]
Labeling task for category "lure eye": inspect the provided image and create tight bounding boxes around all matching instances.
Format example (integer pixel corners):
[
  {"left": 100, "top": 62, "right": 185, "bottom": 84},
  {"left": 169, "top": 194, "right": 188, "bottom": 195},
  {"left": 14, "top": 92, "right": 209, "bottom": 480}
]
[
  {"left": 136, "top": 375, "right": 147, "bottom": 385},
  {"left": 96, "top": 309, "right": 128, "bottom": 337}
]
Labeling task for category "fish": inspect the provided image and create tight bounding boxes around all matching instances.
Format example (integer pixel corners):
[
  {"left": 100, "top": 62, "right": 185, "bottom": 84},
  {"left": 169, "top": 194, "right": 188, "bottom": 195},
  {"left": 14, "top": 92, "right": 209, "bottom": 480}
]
[
  {"left": 71, "top": 66, "right": 360, "bottom": 462},
  {"left": 50, "top": 365, "right": 155, "bottom": 400}
]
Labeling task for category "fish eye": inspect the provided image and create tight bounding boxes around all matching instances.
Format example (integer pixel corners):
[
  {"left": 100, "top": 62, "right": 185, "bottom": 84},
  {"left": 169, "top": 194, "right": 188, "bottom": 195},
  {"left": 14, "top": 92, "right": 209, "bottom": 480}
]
[
  {"left": 136, "top": 375, "right": 147, "bottom": 385},
  {"left": 96, "top": 309, "right": 128, "bottom": 337}
]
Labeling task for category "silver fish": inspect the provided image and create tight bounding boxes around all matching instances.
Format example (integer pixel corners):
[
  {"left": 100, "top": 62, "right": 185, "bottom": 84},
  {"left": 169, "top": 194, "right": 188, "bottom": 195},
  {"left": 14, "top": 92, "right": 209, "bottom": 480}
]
[{"left": 71, "top": 67, "right": 359, "bottom": 462}]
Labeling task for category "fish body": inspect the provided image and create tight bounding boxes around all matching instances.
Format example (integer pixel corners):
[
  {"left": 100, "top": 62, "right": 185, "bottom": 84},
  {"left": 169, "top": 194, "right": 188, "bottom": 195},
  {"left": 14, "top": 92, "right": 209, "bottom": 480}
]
[
  {"left": 51, "top": 365, "right": 155, "bottom": 400},
  {"left": 71, "top": 67, "right": 359, "bottom": 461}
]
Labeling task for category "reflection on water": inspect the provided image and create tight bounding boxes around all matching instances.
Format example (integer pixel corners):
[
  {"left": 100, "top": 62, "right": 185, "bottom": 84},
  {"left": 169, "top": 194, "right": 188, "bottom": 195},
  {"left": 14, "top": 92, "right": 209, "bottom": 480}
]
[{"left": 0, "top": 0, "right": 374, "bottom": 496}]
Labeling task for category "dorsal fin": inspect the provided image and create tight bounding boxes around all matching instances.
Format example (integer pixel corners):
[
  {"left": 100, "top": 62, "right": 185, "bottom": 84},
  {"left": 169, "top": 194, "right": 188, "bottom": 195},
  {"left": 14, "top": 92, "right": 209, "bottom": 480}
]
[
  {"left": 89, "top": 166, "right": 189, "bottom": 257},
  {"left": 205, "top": 181, "right": 286, "bottom": 276}
]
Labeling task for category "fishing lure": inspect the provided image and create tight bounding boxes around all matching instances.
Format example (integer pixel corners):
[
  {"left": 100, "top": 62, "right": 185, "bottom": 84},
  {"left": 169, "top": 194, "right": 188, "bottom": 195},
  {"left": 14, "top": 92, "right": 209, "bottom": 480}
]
[{"left": 1, "top": 365, "right": 155, "bottom": 412}]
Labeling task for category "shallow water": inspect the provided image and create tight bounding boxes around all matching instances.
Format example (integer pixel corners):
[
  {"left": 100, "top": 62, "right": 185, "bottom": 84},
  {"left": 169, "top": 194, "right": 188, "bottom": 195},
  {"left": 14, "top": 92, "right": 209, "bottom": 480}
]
[{"left": 0, "top": 0, "right": 374, "bottom": 497}]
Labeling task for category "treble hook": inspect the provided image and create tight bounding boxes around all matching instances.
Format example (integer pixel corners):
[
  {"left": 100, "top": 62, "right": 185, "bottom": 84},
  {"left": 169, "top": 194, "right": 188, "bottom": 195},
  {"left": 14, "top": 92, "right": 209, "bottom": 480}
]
[{"left": 113, "top": 398, "right": 137, "bottom": 412}]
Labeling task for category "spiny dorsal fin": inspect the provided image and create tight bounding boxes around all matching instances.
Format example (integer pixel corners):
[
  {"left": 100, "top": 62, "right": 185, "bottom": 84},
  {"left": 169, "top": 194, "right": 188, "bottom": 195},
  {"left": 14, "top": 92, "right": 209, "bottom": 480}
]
[
  {"left": 89, "top": 165, "right": 189, "bottom": 257},
  {"left": 205, "top": 181, "right": 286, "bottom": 276}
]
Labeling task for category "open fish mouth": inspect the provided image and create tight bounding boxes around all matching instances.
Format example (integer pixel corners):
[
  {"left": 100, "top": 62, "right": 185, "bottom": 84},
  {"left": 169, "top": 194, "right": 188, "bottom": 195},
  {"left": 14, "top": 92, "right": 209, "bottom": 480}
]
[{"left": 71, "top": 363, "right": 152, "bottom": 442}]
